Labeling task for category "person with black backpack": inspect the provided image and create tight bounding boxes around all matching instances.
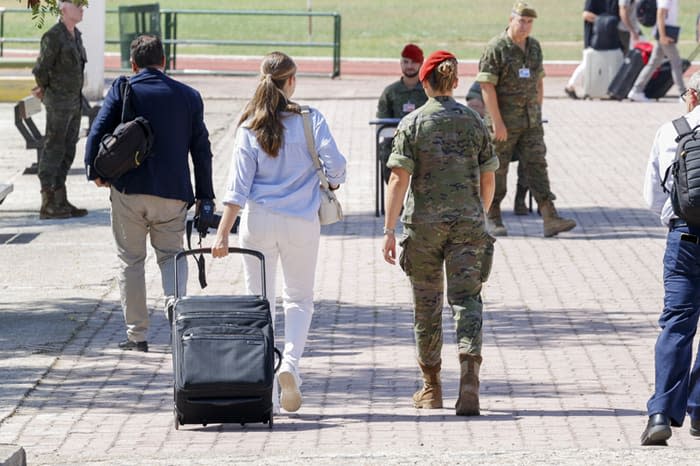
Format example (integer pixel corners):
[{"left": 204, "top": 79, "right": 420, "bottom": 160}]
[
  {"left": 640, "top": 71, "right": 700, "bottom": 446},
  {"left": 628, "top": 0, "right": 687, "bottom": 101}
]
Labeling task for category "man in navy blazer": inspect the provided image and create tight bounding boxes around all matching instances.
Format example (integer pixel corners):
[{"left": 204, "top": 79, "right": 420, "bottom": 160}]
[{"left": 85, "top": 34, "right": 214, "bottom": 352}]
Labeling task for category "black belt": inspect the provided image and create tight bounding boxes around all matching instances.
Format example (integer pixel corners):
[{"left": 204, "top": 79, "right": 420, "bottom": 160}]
[{"left": 670, "top": 219, "right": 687, "bottom": 228}]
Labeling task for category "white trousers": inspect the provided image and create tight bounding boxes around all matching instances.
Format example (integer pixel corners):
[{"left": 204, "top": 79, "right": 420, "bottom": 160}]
[
  {"left": 239, "top": 203, "right": 320, "bottom": 381},
  {"left": 567, "top": 49, "right": 589, "bottom": 89}
]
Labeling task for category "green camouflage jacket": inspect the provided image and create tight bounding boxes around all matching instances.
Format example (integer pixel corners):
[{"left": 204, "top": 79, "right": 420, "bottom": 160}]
[
  {"left": 376, "top": 78, "right": 428, "bottom": 119},
  {"left": 476, "top": 30, "right": 545, "bottom": 131},
  {"left": 387, "top": 96, "right": 499, "bottom": 224},
  {"left": 33, "top": 20, "right": 86, "bottom": 108}
]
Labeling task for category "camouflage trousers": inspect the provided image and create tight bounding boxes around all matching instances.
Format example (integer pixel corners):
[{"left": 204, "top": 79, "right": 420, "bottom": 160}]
[
  {"left": 492, "top": 126, "right": 554, "bottom": 207},
  {"left": 399, "top": 220, "right": 495, "bottom": 367},
  {"left": 39, "top": 104, "right": 81, "bottom": 189}
]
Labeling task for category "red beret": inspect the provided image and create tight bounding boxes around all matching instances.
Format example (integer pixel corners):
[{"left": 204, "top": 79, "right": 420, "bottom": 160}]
[
  {"left": 419, "top": 50, "right": 457, "bottom": 82},
  {"left": 401, "top": 44, "right": 424, "bottom": 63}
]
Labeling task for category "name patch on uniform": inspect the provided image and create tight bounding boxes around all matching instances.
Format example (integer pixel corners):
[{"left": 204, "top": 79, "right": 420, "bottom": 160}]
[
  {"left": 519, "top": 68, "right": 530, "bottom": 78},
  {"left": 402, "top": 102, "right": 416, "bottom": 113}
]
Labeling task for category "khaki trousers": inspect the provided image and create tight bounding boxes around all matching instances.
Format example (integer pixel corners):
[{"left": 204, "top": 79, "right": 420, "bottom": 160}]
[{"left": 110, "top": 187, "right": 188, "bottom": 342}]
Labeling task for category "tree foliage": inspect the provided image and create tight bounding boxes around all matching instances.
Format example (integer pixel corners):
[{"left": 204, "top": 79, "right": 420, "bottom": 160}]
[{"left": 21, "top": 0, "right": 88, "bottom": 29}]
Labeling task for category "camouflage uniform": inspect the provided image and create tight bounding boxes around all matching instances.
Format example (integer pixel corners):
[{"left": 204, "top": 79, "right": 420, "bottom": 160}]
[
  {"left": 476, "top": 30, "right": 554, "bottom": 208},
  {"left": 33, "top": 20, "right": 86, "bottom": 190},
  {"left": 376, "top": 79, "right": 428, "bottom": 182},
  {"left": 387, "top": 96, "right": 499, "bottom": 367}
]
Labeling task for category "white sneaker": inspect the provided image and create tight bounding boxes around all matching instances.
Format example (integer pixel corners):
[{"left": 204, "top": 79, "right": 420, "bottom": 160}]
[
  {"left": 628, "top": 90, "right": 651, "bottom": 102},
  {"left": 278, "top": 367, "right": 302, "bottom": 412}
]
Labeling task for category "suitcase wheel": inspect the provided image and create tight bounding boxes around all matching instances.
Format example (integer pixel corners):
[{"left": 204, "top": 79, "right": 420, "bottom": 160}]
[
  {"left": 268, "top": 414, "right": 274, "bottom": 430},
  {"left": 173, "top": 409, "right": 181, "bottom": 431}
]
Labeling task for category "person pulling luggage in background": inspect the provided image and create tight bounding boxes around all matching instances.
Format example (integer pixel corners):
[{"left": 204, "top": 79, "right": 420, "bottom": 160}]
[
  {"left": 565, "top": 0, "right": 621, "bottom": 99},
  {"left": 628, "top": 0, "right": 686, "bottom": 102},
  {"left": 85, "top": 35, "right": 215, "bottom": 353},
  {"left": 213, "top": 52, "right": 346, "bottom": 414}
]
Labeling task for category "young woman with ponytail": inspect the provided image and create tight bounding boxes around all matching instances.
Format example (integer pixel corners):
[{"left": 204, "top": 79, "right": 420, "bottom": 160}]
[{"left": 213, "top": 51, "right": 346, "bottom": 414}]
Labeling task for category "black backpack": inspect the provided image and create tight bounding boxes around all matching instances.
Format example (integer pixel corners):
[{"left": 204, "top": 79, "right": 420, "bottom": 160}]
[
  {"left": 637, "top": 0, "right": 657, "bottom": 27},
  {"left": 661, "top": 117, "right": 700, "bottom": 225},
  {"left": 590, "top": 14, "right": 621, "bottom": 50},
  {"left": 94, "top": 79, "right": 154, "bottom": 181}
]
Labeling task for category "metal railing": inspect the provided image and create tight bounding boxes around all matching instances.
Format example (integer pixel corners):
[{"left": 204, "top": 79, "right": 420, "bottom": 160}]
[{"left": 0, "top": 7, "right": 342, "bottom": 77}]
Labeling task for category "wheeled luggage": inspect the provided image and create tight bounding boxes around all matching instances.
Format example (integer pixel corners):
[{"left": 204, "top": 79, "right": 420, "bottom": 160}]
[
  {"left": 644, "top": 45, "right": 700, "bottom": 99},
  {"left": 170, "top": 247, "right": 281, "bottom": 430},
  {"left": 583, "top": 48, "right": 624, "bottom": 99},
  {"left": 607, "top": 42, "right": 653, "bottom": 100}
]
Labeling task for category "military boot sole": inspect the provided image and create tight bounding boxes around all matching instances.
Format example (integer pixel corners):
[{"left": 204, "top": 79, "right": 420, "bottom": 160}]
[
  {"left": 543, "top": 219, "right": 576, "bottom": 238},
  {"left": 412, "top": 388, "right": 443, "bottom": 409},
  {"left": 413, "top": 396, "right": 443, "bottom": 409},
  {"left": 40, "top": 210, "right": 71, "bottom": 220},
  {"left": 514, "top": 205, "right": 529, "bottom": 216},
  {"left": 68, "top": 208, "right": 88, "bottom": 217},
  {"left": 455, "top": 394, "right": 480, "bottom": 416}
]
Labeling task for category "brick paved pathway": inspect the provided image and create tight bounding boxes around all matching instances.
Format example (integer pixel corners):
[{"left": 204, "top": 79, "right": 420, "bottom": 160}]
[{"left": 1, "top": 75, "right": 699, "bottom": 464}]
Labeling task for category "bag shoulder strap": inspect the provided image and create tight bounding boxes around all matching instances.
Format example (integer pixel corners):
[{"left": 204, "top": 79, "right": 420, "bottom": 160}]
[
  {"left": 119, "top": 77, "right": 135, "bottom": 124},
  {"left": 300, "top": 106, "right": 330, "bottom": 189},
  {"left": 672, "top": 116, "right": 693, "bottom": 142}
]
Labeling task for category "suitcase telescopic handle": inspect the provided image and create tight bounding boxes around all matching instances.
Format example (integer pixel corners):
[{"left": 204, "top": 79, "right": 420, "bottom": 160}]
[{"left": 173, "top": 247, "right": 267, "bottom": 299}]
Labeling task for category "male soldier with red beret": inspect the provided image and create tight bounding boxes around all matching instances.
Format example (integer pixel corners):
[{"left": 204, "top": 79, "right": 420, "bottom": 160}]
[{"left": 376, "top": 44, "right": 429, "bottom": 182}]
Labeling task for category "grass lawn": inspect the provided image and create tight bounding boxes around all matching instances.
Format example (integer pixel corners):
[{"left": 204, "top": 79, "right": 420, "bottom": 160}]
[{"left": 0, "top": 0, "right": 698, "bottom": 60}]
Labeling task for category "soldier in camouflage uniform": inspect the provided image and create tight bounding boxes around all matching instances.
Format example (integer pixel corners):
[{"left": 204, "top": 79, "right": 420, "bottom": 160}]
[
  {"left": 382, "top": 50, "right": 498, "bottom": 416},
  {"left": 466, "top": 81, "right": 530, "bottom": 216},
  {"left": 32, "top": 0, "right": 88, "bottom": 219},
  {"left": 376, "top": 44, "right": 428, "bottom": 183},
  {"left": 477, "top": 2, "right": 576, "bottom": 237}
]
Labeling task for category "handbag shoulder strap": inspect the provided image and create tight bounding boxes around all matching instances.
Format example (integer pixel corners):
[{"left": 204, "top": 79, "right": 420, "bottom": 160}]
[
  {"left": 300, "top": 106, "right": 330, "bottom": 189},
  {"left": 119, "top": 77, "right": 135, "bottom": 124}
]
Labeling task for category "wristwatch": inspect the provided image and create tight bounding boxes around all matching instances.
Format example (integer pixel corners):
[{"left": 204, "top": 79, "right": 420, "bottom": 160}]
[{"left": 383, "top": 227, "right": 395, "bottom": 235}]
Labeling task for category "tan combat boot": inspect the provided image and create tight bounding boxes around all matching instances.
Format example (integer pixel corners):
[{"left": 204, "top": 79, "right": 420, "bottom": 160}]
[
  {"left": 455, "top": 353, "right": 482, "bottom": 416},
  {"left": 513, "top": 184, "right": 529, "bottom": 216},
  {"left": 55, "top": 185, "right": 88, "bottom": 217},
  {"left": 39, "top": 188, "right": 71, "bottom": 220},
  {"left": 486, "top": 204, "right": 507, "bottom": 237},
  {"left": 540, "top": 200, "right": 576, "bottom": 237},
  {"left": 413, "top": 361, "right": 443, "bottom": 409}
]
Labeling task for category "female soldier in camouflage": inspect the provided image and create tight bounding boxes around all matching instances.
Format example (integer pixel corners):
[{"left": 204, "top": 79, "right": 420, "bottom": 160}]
[{"left": 382, "top": 50, "right": 498, "bottom": 416}]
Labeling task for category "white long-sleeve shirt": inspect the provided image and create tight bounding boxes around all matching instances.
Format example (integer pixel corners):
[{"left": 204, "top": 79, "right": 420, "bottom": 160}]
[
  {"left": 643, "top": 105, "right": 700, "bottom": 226},
  {"left": 224, "top": 107, "right": 347, "bottom": 222}
]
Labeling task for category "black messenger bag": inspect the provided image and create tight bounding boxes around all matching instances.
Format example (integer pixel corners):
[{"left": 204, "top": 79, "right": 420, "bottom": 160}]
[{"left": 94, "top": 79, "right": 153, "bottom": 180}]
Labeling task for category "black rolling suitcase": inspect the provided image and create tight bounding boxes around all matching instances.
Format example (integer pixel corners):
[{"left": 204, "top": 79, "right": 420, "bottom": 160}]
[
  {"left": 169, "top": 247, "right": 281, "bottom": 430},
  {"left": 608, "top": 42, "right": 652, "bottom": 100},
  {"left": 644, "top": 45, "right": 700, "bottom": 99}
]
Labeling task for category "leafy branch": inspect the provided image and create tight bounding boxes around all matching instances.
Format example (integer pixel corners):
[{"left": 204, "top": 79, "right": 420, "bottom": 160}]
[{"left": 21, "top": 1, "right": 88, "bottom": 29}]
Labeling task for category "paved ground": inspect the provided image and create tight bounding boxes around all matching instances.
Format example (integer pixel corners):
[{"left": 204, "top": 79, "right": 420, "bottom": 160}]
[{"left": 1, "top": 72, "right": 700, "bottom": 465}]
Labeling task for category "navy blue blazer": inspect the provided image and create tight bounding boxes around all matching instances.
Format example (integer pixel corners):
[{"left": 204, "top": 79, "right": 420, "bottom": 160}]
[{"left": 85, "top": 68, "right": 215, "bottom": 206}]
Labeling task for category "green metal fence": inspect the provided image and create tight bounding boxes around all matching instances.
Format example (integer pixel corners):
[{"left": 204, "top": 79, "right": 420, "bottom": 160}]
[{"left": 0, "top": 7, "right": 342, "bottom": 77}]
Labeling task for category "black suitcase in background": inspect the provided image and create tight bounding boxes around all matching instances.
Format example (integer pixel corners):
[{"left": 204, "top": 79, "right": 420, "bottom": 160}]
[
  {"left": 169, "top": 247, "right": 281, "bottom": 430},
  {"left": 644, "top": 45, "right": 700, "bottom": 99},
  {"left": 608, "top": 47, "right": 646, "bottom": 100}
]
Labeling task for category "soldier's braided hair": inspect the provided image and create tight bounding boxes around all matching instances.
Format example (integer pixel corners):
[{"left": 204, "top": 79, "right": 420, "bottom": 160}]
[
  {"left": 427, "top": 58, "right": 458, "bottom": 94},
  {"left": 239, "top": 51, "right": 301, "bottom": 157}
]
